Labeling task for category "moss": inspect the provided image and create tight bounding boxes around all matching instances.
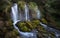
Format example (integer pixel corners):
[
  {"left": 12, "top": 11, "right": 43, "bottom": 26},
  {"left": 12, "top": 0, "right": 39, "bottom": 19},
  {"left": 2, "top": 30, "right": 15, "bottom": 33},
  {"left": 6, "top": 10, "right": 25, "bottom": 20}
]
[
  {"left": 26, "top": 21, "right": 33, "bottom": 29},
  {"left": 17, "top": 22, "right": 25, "bottom": 28},
  {"left": 41, "top": 18, "right": 48, "bottom": 24},
  {"left": 16, "top": 21, "right": 32, "bottom": 32},
  {"left": 32, "top": 19, "right": 40, "bottom": 25},
  {"left": 29, "top": 2, "right": 37, "bottom": 10},
  {"left": 21, "top": 26, "right": 29, "bottom": 32},
  {"left": 16, "top": 20, "right": 40, "bottom": 32},
  {"left": 18, "top": 1, "right": 26, "bottom": 10}
]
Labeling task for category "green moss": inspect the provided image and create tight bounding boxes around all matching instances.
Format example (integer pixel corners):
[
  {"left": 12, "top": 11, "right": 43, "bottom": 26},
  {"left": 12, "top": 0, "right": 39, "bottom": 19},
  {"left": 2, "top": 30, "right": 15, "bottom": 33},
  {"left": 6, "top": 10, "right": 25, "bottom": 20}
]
[
  {"left": 16, "top": 20, "right": 40, "bottom": 32},
  {"left": 41, "top": 18, "right": 48, "bottom": 24},
  {"left": 21, "top": 26, "right": 29, "bottom": 32},
  {"left": 26, "top": 21, "right": 33, "bottom": 29},
  {"left": 17, "top": 22, "right": 25, "bottom": 28},
  {"left": 29, "top": 2, "right": 37, "bottom": 10},
  {"left": 18, "top": 1, "right": 26, "bottom": 10},
  {"left": 32, "top": 20, "right": 40, "bottom": 25}
]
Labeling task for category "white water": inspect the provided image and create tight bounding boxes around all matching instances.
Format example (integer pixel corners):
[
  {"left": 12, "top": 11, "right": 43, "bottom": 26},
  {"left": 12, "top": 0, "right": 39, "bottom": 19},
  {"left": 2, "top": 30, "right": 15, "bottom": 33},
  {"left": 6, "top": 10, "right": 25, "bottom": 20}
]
[
  {"left": 40, "top": 22, "right": 60, "bottom": 38},
  {"left": 11, "top": 3, "right": 37, "bottom": 38},
  {"left": 11, "top": 3, "right": 60, "bottom": 38},
  {"left": 34, "top": 6, "right": 60, "bottom": 38},
  {"left": 11, "top": 3, "right": 19, "bottom": 22},
  {"left": 24, "top": 4, "right": 30, "bottom": 21},
  {"left": 35, "top": 6, "right": 41, "bottom": 19}
]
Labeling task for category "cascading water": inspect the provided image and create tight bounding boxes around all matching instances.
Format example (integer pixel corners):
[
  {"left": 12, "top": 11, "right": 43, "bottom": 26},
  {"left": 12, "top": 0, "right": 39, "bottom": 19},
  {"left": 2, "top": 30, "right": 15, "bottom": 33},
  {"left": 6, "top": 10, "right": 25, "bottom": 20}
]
[
  {"left": 11, "top": 3, "right": 60, "bottom": 38},
  {"left": 24, "top": 4, "right": 30, "bottom": 21},
  {"left": 35, "top": 6, "right": 41, "bottom": 19},
  {"left": 11, "top": 3, "right": 37, "bottom": 38},
  {"left": 40, "top": 22, "right": 60, "bottom": 38},
  {"left": 33, "top": 5, "right": 60, "bottom": 38},
  {"left": 11, "top": 3, "right": 19, "bottom": 22},
  {"left": 11, "top": 3, "right": 20, "bottom": 33}
]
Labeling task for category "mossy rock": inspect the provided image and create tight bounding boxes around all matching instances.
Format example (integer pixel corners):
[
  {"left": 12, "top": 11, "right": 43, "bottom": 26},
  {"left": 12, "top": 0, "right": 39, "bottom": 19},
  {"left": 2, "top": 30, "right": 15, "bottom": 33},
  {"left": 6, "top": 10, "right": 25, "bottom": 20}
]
[
  {"left": 16, "top": 20, "right": 40, "bottom": 32},
  {"left": 41, "top": 18, "right": 48, "bottom": 24},
  {"left": 18, "top": 1, "right": 26, "bottom": 10},
  {"left": 29, "top": 2, "right": 37, "bottom": 10}
]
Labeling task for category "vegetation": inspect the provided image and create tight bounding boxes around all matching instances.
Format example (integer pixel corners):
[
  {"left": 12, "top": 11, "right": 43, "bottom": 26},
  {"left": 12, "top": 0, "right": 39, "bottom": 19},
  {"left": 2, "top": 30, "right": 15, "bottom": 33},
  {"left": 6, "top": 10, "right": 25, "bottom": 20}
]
[
  {"left": 16, "top": 20, "right": 40, "bottom": 32},
  {"left": 18, "top": 1, "right": 26, "bottom": 10},
  {"left": 29, "top": 2, "right": 37, "bottom": 10}
]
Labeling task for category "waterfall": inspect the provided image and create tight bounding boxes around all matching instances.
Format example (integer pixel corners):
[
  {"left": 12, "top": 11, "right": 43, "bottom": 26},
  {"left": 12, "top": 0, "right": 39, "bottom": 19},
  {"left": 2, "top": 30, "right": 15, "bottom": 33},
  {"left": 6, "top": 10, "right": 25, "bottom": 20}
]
[
  {"left": 34, "top": 6, "right": 60, "bottom": 38},
  {"left": 24, "top": 4, "right": 30, "bottom": 21},
  {"left": 11, "top": 3, "right": 21, "bottom": 33},
  {"left": 11, "top": 3, "right": 37, "bottom": 38},
  {"left": 11, "top": 3, "right": 60, "bottom": 38},
  {"left": 11, "top": 3, "right": 19, "bottom": 22},
  {"left": 35, "top": 6, "right": 41, "bottom": 19}
]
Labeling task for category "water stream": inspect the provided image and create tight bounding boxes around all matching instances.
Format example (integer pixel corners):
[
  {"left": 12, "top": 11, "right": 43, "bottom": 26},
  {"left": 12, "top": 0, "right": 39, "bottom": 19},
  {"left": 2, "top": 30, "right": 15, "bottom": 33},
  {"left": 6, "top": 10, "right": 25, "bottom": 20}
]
[
  {"left": 11, "top": 3, "right": 37, "bottom": 38},
  {"left": 40, "top": 22, "right": 60, "bottom": 38},
  {"left": 24, "top": 4, "right": 30, "bottom": 21},
  {"left": 11, "top": 3, "right": 60, "bottom": 38}
]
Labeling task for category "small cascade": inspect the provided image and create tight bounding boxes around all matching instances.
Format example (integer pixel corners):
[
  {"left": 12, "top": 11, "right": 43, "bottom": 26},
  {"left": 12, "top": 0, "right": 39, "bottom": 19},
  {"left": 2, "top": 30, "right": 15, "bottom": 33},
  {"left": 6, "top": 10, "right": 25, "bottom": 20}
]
[
  {"left": 24, "top": 4, "right": 30, "bottom": 21},
  {"left": 11, "top": 3, "right": 19, "bottom": 22},
  {"left": 11, "top": 3, "right": 21, "bottom": 33},
  {"left": 35, "top": 6, "right": 41, "bottom": 19},
  {"left": 40, "top": 22, "right": 60, "bottom": 38},
  {"left": 11, "top": 3, "right": 37, "bottom": 38},
  {"left": 11, "top": 2, "right": 60, "bottom": 38},
  {"left": 34, "top": 5, "right": 60, "bottom": 38},
  {"left": 29, "top": 6, "right": 41, "bottom": 20}
]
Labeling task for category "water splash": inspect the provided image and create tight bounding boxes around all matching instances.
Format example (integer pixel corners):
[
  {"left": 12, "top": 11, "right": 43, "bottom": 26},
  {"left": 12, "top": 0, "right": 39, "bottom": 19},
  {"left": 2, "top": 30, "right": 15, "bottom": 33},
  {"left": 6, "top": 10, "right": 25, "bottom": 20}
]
[{"left": 11, "top": 3, "right": 37, "bottom": 38}]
